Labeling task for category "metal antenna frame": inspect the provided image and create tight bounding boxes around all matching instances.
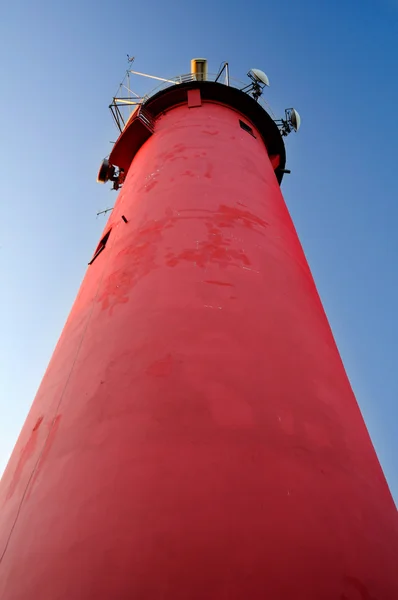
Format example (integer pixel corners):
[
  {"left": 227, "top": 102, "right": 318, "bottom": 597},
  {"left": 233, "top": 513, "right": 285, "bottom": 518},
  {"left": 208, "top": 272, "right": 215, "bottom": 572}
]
[
  {"left": 109, "top": 68, "right": 185, "bottom": 133},
  {"left": 109, "top": 57, "right": 148, "bottom": 133},
  {"left": 240, "top": 71, "right": 266, "bottom": 102},
  {"left": 274, "top": 108, "right": 298, "bottom": 137},
  {"left": 215, "top": 62, "right": 230, "bottom": 86}
]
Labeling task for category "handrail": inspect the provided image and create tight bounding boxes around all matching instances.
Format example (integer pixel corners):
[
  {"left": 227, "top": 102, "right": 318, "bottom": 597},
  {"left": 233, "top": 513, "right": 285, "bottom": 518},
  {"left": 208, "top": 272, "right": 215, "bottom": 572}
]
[{"left": 110, "top": 72, "right": 276, "bottom": 132}]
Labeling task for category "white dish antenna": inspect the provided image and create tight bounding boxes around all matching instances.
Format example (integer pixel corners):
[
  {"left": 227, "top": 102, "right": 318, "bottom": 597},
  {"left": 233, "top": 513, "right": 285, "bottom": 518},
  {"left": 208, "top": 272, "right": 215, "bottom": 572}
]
[
  {"left": 243, "top": 68, "right": 270, "bottom": 101},
  {"left": 276, "top": 108, "right": 302, "bottom": 136},
  {"left": 249, "top": 68, "right": 270, "bottom": 87},
  {"left": 290, "top": 108, "right": 301, "bottom": 132}
]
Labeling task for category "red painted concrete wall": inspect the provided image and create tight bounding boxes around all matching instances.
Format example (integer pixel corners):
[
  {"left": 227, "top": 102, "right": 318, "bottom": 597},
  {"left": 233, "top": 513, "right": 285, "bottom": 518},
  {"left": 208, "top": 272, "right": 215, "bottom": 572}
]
[{"left": 0, "top": 99, "right": 397, "bottom": 599}]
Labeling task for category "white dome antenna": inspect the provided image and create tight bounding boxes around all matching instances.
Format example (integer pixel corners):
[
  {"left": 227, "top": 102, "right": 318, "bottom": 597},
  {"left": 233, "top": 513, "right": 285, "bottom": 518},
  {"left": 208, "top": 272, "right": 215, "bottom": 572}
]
[
  {"left": 289, "top": 108, "right": 301, "bottom": 132},
  {"left": 249, "top": 68, "right": 270, "bottom": 87},
  {"left": 275, "top": 108, "right": 302, "bottom": 136},
  {"left": 241, "top": 68, "right": 270, "bottom": 102}
]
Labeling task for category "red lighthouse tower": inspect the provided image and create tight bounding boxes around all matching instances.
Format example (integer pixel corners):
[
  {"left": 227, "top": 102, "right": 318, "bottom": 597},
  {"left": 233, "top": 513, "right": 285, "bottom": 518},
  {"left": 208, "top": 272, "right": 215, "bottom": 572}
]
[{"left": 0, "top": 59, "right": 397, "bottom": 599}]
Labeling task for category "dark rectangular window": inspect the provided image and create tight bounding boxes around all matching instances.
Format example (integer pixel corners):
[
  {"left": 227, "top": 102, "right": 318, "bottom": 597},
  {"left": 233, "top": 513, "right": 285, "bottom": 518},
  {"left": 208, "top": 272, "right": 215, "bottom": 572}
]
[
  {"left": 88, "top": 229, "right": 111, "bottom": 265},
  {"left": 239, "top": 119, "right": 256, "bottom": 138}
]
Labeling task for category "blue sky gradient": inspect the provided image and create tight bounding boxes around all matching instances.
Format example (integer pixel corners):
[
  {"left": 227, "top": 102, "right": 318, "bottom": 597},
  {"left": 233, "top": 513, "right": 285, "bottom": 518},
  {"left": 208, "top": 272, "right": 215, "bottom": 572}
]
[{"left": 0, "top": 0, "right": 397, "bottom": 502}]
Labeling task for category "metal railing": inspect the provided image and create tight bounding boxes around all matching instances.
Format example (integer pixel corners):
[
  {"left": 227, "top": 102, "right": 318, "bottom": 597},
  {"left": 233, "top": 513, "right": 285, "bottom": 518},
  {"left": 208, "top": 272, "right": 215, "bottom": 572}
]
[{"left": 110, "top": 71, "right": 276, "bottom": 133}]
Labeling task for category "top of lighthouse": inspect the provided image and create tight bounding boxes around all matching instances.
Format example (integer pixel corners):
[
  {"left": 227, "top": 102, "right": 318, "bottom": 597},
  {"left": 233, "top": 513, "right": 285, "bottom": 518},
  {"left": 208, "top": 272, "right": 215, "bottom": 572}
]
[{"left": 98, "top": 58, "right": 301, "bottom": 189}]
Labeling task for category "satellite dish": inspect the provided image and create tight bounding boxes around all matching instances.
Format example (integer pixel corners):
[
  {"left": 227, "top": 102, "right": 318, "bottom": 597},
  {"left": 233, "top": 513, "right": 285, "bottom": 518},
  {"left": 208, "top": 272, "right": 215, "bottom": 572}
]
[
  {"left": 249, "top": 68, "right": 270, "bottom": 87},
  {"left": 277, "top": 108, "right": 302, "bottom": 137},
  {"left": 290, "top": 108, "right": 301, "bottom": 132},
  {"left": 97, "top": 158, "right": 115, "bottom": 184}
]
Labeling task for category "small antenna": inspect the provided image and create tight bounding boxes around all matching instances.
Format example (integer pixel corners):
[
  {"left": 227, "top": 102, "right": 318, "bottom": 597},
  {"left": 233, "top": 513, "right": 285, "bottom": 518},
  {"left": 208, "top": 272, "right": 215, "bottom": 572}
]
[{"left": 96, "top": 207, "right": 114, "bottom": 217}]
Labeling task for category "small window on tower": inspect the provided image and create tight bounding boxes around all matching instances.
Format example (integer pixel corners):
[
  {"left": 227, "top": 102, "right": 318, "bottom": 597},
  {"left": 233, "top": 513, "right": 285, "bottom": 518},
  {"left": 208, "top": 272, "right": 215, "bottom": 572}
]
[
  {"left": 88, "top": 229, "right": 111, "bottom": 265},
  {"left": 239, "top": 120, "right": 256, "bottom": 138}
]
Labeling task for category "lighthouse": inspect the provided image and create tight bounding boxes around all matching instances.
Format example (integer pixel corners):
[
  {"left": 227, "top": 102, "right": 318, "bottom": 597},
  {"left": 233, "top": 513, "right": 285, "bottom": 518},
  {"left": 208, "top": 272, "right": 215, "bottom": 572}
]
[{"left": 0, "top": 59, "right": 397, "bottom": 599}]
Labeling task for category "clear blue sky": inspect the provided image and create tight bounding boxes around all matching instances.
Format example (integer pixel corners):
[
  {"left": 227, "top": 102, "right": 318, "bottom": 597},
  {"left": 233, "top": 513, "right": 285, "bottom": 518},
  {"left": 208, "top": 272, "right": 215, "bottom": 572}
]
[{"left": 0, "top": 0, "right": 397, "bottom": 503}]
